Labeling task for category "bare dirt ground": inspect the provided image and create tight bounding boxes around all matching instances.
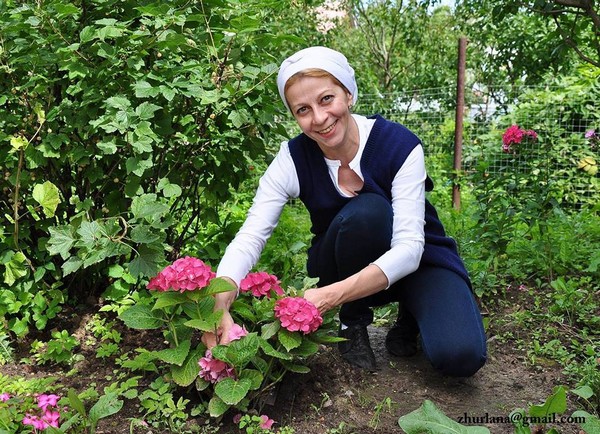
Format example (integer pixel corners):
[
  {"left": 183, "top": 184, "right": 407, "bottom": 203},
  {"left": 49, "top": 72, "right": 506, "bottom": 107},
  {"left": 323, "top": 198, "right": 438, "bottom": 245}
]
[{"left": 2, "top": 295, "right": 583, "bottom": 434}]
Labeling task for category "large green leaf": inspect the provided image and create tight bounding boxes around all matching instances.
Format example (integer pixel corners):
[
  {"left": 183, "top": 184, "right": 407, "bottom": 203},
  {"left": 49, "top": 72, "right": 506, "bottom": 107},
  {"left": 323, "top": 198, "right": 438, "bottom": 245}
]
[
  {"left": 208, "top": 396, "right": 229, "bottom": 418},
  {"left": 214, "top": 377, "right": 252, "bottom": 405},
  {"left": 184, "top": 310, "right": 224, "bottom": 333},
  {"left": 398, "top": 400, "right": 491, "bottom": 434},
  {"left": 171, "top": 348, "right": 203, "bottom": 387},
  {"left": 47, "top": 226, "right": 76, "bottom": 260},
  {"left": 154, "top": 340, "right": 191, "bottom": 366},
  {"left": 32, "top": 181, "right": 61, "bottom": 217},
  {"left": 277, "top": 328, "right": 302, "bottom": 351},
  {"left": 128, "top": 245, "right": 163, "bottom": 278},
  {"left": 119, "top": 305, "right": 163, "bottom": 329},
  {"left": 572, "top": 410, "right": 600, "bottom": 433},
  {"left": 528, "top": 386, "right": 566, "bottom": 417},
  {"left": 3, "top": 251, "right": 27, "bottom": 286},
  {"left": 88, "top": 393, "right": 123, "bottom": 430}
]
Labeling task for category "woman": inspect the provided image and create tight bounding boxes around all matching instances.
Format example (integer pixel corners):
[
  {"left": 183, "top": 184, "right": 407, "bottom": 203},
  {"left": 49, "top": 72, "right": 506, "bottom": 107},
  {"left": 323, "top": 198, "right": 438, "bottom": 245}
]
[{"left": 202, "top": 46, "right": 487, "bottom": 377}]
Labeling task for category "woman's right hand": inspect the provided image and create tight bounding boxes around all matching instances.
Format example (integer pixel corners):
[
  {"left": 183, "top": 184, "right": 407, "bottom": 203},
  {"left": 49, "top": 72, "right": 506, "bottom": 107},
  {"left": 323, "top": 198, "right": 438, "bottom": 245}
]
[
  {"left": 201, "top": 308, "right": 235, "bottom": 349},
  {"left": 200, "top": 277, "right": 238, "bottom": 349}
]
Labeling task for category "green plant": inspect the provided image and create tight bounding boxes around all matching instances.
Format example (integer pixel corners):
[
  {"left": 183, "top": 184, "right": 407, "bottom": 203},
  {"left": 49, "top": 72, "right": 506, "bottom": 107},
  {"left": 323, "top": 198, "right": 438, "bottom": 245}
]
[
  {"left": 119, "top": 258, "right": 341, "bottom": 419},
  {"left": 137, "top": 377, "right": 192, "bottom": 431},
  {"left": 30, "top": 330, "right": 80, "bottom": 365},
  {"left": 0, "top": 333, "right": 14, "bottom": 365},
  {"left": 84, "top": 314, "right": 122, "bottom": 359},
  {"left": 369, "top": 397, "right": 394, "bottom": 429},
  {"left": 0, "top": 0, "right": 299, "bottom": 339}
]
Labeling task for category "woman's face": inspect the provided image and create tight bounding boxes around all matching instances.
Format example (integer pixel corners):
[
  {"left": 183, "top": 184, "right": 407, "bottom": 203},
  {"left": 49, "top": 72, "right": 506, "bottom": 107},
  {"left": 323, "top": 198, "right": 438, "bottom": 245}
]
[{"left": 285, "top": 75, "right": 356, "bottom": 158}]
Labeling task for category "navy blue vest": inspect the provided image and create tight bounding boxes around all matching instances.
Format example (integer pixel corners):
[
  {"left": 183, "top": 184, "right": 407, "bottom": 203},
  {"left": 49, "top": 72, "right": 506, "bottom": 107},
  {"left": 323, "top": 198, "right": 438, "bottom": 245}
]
[{"left": 288, "top": 115, "right": 471, "bottom": 287}]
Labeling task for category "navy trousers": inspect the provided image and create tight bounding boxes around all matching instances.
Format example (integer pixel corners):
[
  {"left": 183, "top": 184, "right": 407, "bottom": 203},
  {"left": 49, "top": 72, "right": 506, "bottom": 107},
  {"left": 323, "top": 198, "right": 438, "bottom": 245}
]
[{"left": 307, "top": 193, "right": 487, "bottom": 377}]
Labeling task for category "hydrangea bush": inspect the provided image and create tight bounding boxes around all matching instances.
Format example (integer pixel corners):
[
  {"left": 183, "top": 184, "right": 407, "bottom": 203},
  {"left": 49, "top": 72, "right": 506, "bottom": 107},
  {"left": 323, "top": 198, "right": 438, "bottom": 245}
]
[{"left": 119, "top": 258, "right": 340, "bottom": 419}]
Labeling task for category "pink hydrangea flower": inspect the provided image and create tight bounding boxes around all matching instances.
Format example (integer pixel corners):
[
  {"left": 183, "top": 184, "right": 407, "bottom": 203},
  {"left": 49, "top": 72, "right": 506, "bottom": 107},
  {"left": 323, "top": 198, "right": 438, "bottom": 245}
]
[
  {"left": 147, "top": 256, "right": 215, "bottom": 292},
  {"left": 274, "top": 297, "right": 323, "bottom": 334},
  {"left": 240, "top": 272, "right": 284, "bottom": 298},
  {"left": 228, "top": 323, "right": 248, "bottom": 341},
  {"left": 0, "top": 392, "right": 10, "bottom": 402},
  {"left": 260, "top": 415, "right": 275, "bottom": 430},
  {"left": 198, "top": 350, "right": 236, "bottom": 383},
  {"left": 502, "top": 125, "right": 538, "bottom": 153}
]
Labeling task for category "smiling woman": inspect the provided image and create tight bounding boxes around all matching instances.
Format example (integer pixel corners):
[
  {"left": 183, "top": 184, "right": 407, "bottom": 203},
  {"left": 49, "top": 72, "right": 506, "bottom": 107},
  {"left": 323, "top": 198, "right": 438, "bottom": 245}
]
[{"left": 203, "top": 46, "right": 487, "bottom": 377}]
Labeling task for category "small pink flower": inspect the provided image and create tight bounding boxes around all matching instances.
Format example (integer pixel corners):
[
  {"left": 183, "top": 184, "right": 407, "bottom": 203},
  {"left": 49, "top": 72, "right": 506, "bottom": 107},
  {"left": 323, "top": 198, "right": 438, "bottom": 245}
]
[
  {"left": 0, "top": 392, "right": 10, "bottom": 402},
  {"left": 240, "top": 272, "right": 283, "bottom": 298},
  {"left": 260, "top": 414, "right": 275, "bottom": 430},
  {"left": 274, "top": 297, "right": 322, "bottom": 334},
  {"left": 37, "top": 393, "right": 60, "bottom": 411},
  {"left": 43, "top": 409, "right": 61, "bottom": 428},
  {"left": 585, "top": 129, "right": 596, "bottom": 139},
  {"left": 23, "top": 414, "right": 49, "bottom": 430},
  {"left": 502, "top": 125, "right": 537, "bottom": 153},
  {"left": 198, "top": 350, "right": 236, "bottom": 383},
  {"left": 147, "top": 256, "right": 215, "bottom": 292},
  {"left": 233, "top": 413, "right": 243, "bottom": 424},
  {"left": 228, "top": 323, "right": 248, "bottom": 341}
]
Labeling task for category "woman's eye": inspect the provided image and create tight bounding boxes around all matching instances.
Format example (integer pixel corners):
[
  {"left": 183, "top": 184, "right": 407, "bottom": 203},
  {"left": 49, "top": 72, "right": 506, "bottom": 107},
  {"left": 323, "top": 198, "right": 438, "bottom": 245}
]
[
  {"left": 322, "top": 95, "right": 333, "bottom": 103},
  {"left": 296, "top": 106, "right": 307, "bottom": 115}
]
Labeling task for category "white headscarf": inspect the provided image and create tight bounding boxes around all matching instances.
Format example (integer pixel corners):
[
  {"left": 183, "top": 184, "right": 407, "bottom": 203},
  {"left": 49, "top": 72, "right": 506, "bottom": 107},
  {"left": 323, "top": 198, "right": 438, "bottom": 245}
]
[{"left": 276, "top": 46, "right": 358, "bottom": 111}]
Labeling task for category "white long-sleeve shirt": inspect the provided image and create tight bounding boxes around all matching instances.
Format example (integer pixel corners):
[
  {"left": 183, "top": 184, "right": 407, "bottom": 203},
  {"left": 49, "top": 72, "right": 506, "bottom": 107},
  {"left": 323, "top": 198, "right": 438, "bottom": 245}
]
[{"left": 216, "top": 114, "right": 426, "bottom": 288}]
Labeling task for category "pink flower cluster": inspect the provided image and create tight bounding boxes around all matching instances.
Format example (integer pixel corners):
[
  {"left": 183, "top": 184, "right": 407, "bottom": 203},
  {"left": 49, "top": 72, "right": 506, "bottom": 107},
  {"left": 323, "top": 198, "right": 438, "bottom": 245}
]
[
  {"left": 198, "top": 324, "right": 248, "bottom": 384},
  {"left": 0, "top": 392, "right": 10, "bottom": 402},
  {"left": 502, "top": 125, "right": 538, "bottom": 153},
  {"left": 147, "top": 256, "right": 215, "bottom": 292},
  {"left": 22, "top": 394, "right": 61, "bottom": 430},
  {"left": 240, "top": 272, "right": 284, "bottom": 298},
  {"left": 274, "top": 297, "right": 322, "bottom": 334},
  {"left": 198, "top": 350, "right": 236, "bottom": 384},
  {"left": 233, "top": 413, "right": 275, "bottom": 430}
]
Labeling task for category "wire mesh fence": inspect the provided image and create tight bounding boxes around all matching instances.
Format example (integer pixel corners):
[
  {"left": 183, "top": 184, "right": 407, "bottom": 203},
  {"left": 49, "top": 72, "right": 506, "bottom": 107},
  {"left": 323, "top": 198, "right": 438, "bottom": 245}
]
[{"left": 355, "top": 84, "right": 600, "bottom": 209}]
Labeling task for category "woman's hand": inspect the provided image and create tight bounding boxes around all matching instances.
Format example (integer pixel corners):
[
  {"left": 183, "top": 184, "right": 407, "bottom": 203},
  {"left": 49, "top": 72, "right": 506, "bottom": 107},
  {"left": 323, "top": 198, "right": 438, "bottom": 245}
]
[
  {"left": 303, "top": 286, "right": 337, "bottom": 314},
  {"left": 201, "top": 309, "right": 235, "bottom": 349},
  {"left": 201, "top": 277, "right": 238, "bottom": 349}
]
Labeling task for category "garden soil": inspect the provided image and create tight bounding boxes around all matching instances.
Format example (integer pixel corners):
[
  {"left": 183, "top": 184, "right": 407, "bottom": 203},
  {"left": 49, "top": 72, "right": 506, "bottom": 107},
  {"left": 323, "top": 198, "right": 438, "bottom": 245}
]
[{"left": 2, "top": 294, "right": 583, "bottom": 434}]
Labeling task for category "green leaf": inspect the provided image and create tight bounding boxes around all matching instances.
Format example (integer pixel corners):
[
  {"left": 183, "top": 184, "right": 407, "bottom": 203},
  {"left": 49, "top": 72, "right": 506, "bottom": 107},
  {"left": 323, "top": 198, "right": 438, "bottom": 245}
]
[
  {"left": 154, "top": 340, "right": 191, "bottom": 366},
  {"left": 47, "top": 225, "right": 76, "bottom": 259},
  {"left": 208, "top": 396, "right": 229, "bottom": 418},
  {"left": 3, "top": 251, "right": 27, "bottom": 286},
  {"left": 32, "top": 181, "right": 61, "bottom": 217},
  {"left": 205, "top": 277, "right": 237, "bottom": 296},
  {"left": 214, "top": 377, "right": 252, "bottom": 405},
  {"left": 62, "top": 257, "right": 83, "bottom": 276},
  {"left": 398, "top": 400, "right": 491, "bottom": 434},
  {"left": 184, "top": 310, "right": 224, "bottom": 333},
  {"left": 135, "top": 102, "right": 161, "bottom": 120},
  {"left": 280, "top": 361, "right": 310, "bottom": 374},
  {"left": 171, "top": 348, "right": 203, "bottom": 387},
  {"left": 10, "top": 135, "right": 28, "bottom": 151},
  {"left": 572, "top": 410, "right": 600, "bottom": 433},
  {"left": 152, "top": 291, "right": 188, "bottom": 310},
  {"left": 130, "top": 225, "right": 160, "bottom": 244},
  {"left": 134, "top": 80, "right": 160, "bottom": 98},
  {"left": 129, "top": 245, "right": 163, "bottom": 278},
  {"left": 239, "top": 369, "right": 263, "bottom": 390},
  {"left": 259, "top": 339, "right": 292, "bottom": 361},
  {"left": 88, "top": 393, "right": 123, "bottom": 430},
  {"left": 277, "top": 328, "right": 302, "bottom": 351},
  {"left": 261, "top": 321, "right": 280, "bottom": 340},
  {"left": 529, "top": 386, "right": 566, "bottom": 417},
  {"left": 291, "top": 338, "right": 319, "bottom": 357},
  {"left": 571, "top": 385, "right": 594, "bottom": 400},
  {"left": 67, "top": 389, "right": 87, "bottom": 417},
  {"left": 119, "top": 305, "right": 163, "bottom": 329}
]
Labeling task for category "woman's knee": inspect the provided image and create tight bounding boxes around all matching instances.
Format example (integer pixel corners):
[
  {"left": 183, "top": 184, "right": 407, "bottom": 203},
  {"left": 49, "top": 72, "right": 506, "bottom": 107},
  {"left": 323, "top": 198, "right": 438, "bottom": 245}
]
[
  {"left": 338, "top": 193, "right": 392, "bottom": 234},
  {"left": 427, "top": 341, "right": 487, "bottom": 377}
]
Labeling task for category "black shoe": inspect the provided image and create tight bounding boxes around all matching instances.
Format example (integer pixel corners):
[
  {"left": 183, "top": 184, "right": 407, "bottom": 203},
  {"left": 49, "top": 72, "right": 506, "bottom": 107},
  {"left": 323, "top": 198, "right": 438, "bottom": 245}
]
[
  {"left": 338, "top": 324, "right": 377, "bottom": 371},
  {"left": 385, "top": 317, "right": 419, "bottom": 357}
]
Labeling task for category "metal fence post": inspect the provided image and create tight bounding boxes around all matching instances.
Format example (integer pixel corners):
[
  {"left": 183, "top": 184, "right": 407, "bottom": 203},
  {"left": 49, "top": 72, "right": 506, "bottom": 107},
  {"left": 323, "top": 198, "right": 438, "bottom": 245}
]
[{"left": 453, "top": 37, "right": 467, "bottom": 210}]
